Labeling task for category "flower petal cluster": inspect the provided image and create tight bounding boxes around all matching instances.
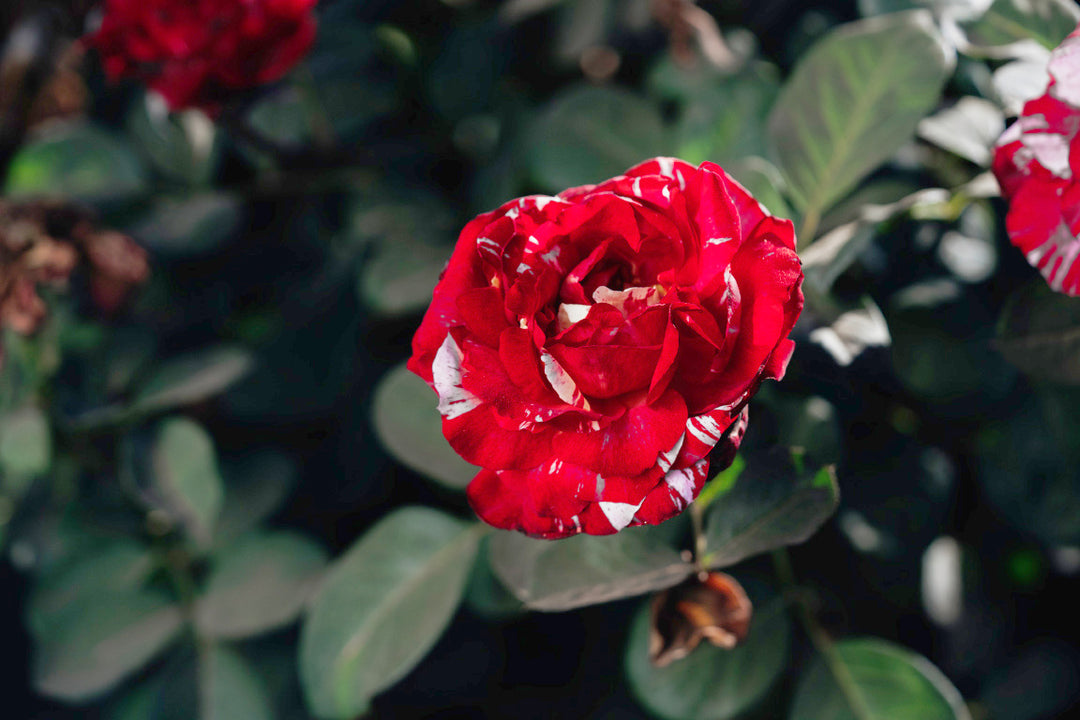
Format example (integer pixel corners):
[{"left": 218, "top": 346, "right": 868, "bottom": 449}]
[
  {"left": 410, "top": 159, "right": 804, "bottom": 539},
  {"left": 87, "top": 0, "right": 318, "bottom": 113},
  {"left": 993, "top": 25, "right": 1080, "bottom": 295}
]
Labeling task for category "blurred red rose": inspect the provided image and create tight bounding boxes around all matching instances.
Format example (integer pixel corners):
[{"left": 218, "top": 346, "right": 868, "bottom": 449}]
[
  {"left": 409, "top": 158, "right": 803, "bottom": 539},
  {"left": 993, "top": 24, "right": 1080, "bottom": 296},
  {"left": 86, "top": 0, "right": 318, "bottom": 113}
]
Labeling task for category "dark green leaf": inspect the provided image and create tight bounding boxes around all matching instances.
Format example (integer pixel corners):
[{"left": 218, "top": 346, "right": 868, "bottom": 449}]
[
  {"left": 789, "top": 638, "right": 970, "bottom": 720},
  {"left": 135, "top": 347, "right": 255, "bottom": 414},
  {"left": 371, "top": 363, "right": 478, "bottom": 491},
  {"left": 767, "top": 11, "right": 954, "bottom": 237},
  {"left": 625, "top": 593, "right": 791, "bottom": 720},
  {"left": 299, "top": 507, "right": 482, "bottom": 718},
  {"left": 702, "top": 449, "right": 839, "bottom": 569},
  {"left": 4, "top": 123, "right": 148, "bottom": 204},
  {"left": 127, "top": 93, "right": 220, "bottom": 186},
  {"left": 214, "top": 450, "right": 298, "bottom": 546},
  {"left": 0, "top": 405, "right": 51, "bottom": 487},
  {"left": 490, "top": 525, "right": 693, "bottom": 611},
  {"left": 996, "top": 281, "right": 1080, "bottom": 384},
  {"left": 151, "top": 418, "right": 224, "bottom": 548},
  {"left": 128, "top": 195, "right": 244, "bottom": 258},
  {"left": 32, "top": 589, "right": 183, "bottom": 702},
  {"left": 195, "top": 531, "right": 327, "bottom": 640},
  {"left": 198, "top": 646, "right": 274, "bottom": 720},
  {"left": 528, "top": 85, "right": 669, "bottom": 190}
]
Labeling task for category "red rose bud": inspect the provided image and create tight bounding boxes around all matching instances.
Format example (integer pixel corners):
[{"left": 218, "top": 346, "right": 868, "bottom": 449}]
[
  {"left": 86, "top": 0, "right": 318, "bottom": 114},
  {"left": 410, "top": 158, "right": 804, "bottom": 539},
  {"left": 993, "top": 23, "right": 1080, "bottom": 296}
]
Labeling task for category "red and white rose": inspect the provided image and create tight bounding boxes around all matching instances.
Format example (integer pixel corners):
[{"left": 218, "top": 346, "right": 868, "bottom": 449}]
[
  {"left": 410, "top": 158, "right": 804, "bottom": 539},
  {"left": 993, "top": 24, "right": 1080, "bottom": 296}
]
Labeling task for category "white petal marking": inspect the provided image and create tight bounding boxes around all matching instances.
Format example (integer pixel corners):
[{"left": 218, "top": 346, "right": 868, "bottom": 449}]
[
  {"left": 600, "top": 500, "right": 642, "bottom": 531},
  {"left": 665, "top": 460, "right": 707, "bottom": 505},
  {"left": 541, "top": 351, "right": 581, "bottom": 405},
  {"left": 433, "top": 335, "right": 480, "bottom": 420},
  {"left": 657, "top": 433, "right": 685, "bottom": 473}
]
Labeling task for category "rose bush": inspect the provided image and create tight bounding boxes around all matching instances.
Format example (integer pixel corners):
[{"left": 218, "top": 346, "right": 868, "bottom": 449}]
[
  {"left": 86, "top": 0, "right": 318, "bottom": 113},
  {"left": 993, "top": 23, "right": 1080, "bottom": 296},
  {"left": 409, "top": 158, "right": 804, "bottom": 538}
]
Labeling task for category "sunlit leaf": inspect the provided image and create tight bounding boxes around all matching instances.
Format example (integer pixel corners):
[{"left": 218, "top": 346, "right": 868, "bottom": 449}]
[
  {"left": 917, "top": 96, "right": 1005, "bottom": 166},
  {"left": 960, "top": 0, "right": 1080, "bottom": 55},
  {"left": 299, "top": 507, "right": 482, "bottom": 718},
  {"left": 789, "top": 638, "right": 970, "bottom": 720},
  {"left": 490, "top": 524, "right": 693, "bottom": 611},
  {"left": 767, "top": 11, "right": 954, "bottom": 237},
  {"left": 371, "top": 363, "right": 478, "bottom": 491}
]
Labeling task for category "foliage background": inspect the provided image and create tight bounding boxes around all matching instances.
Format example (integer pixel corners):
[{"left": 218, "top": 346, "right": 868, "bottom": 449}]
[{"left": 2, "top": 0, "right": 1080, "bottom": 718}]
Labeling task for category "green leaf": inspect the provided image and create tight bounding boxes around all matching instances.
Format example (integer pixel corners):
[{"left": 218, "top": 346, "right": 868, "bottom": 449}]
[
  {"left": 917, "top": 96, "right": 1004, "bottom": 166},
  {"left": 152, "top": 418, "right": 224, "bottom": 548},
  {"left": 858, "top": 0, "right": 990, "bottom": 21},
  {"left": 26, "top": 540, "right": 156, "bottom": 636},
  {"left": 789, "top": 638, "right": 970, "bottom": 720},
  {"left": 490, "top": 525, "right": 694, "bottom": 611},
  {"left": 299, "top": 507, "right": 482, "bottom": 718},
  {"left": 528, "top": 85, "right": 669, "bottom": 190},
  {"left": 4, "top": 123, "right": 148, "bottom": 204},
  {"left": 766, "top": 11, "right": 954, "bottom": 238},
  {"left": 703, "top": 449, "right": 839, "bottom": 569},
  {"left": 136, "top": 347, "right": 255, "bottom": 415},
  {"left": 625, "top": 593, "right": 791, "bottom": 720},
  {"left": 199, "top": 646, "right": 274, "bottom": 720},
  {"left": 960, "top": 0, "right": 1080, "bottom": 54},
  {"left": 128, "top": 195, "right": 243, "bottom": 258},
  {"left": 127, "top": 93, "right": 220, "bottom": 186},
  {"left": 32, "top": 589, "right": 183, "bottom": 702},
  {"left": 0, "top": 405, "right": 51, "bottom": 485},
  {"left": 371, "top": 363, "right": 478, "bottom": 491},
  {"left": 724, "top": 157, "right": 795, "bottom": 223},
  {"left": 464, "top": 536, "right": 524, "bottom": 620},
  {"left": 195, "top": 531, "right": 327, "bottom": 640},
  {"left": 995, "top": 281, "right": 1080, "bottom": 385},
  {"left": 213, "top": 450, "right": 298, "bottom": 546},
  {"left": 106, "top": 647, "right": 272, "bottom": 720}
]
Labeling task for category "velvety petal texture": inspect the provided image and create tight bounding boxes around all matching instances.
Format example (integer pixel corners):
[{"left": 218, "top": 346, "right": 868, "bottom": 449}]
[
  {"left": 410, "top": 159, "right": 804, "bottom": 539},
  {"left": 86, "top": 0, "right": 318, "bottom": 114},
  {"left": 993, "top": 24, "right": 1080, "bottom": 296}
]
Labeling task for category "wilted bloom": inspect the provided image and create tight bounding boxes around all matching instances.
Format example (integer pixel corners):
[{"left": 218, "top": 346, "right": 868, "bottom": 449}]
[
  {"left": 86, "top": 0, "right": 318, "bottom": 114},
  {"left": 409, "top": 158, "right": 803, "bottom": 539},
  {"left": 993, "top": 24, "right": 1080, "bottom": 296},
  {"left": 649, "top": 571, "right": 753, "bottom": 667}
]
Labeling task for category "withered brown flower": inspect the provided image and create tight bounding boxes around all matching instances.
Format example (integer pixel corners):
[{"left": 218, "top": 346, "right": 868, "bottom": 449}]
[{"left": 648, "top": 571, "right": 753, "bottom": 667}]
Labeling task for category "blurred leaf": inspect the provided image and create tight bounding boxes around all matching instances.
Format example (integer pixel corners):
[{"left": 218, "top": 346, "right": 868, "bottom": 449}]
[
  {"left": 996, "top": 281, "right": 1080, "bottom": 384},
  {"left": 427, "top": 21, "right": 507, "bottom": 121},
  {"left": 490, "top": 525, "right": 693, "bottom": 611},
  {"left": 464, "top": 535, "right": 524, "bottom": 620},
  {"left": 767, "top": 11, "right": 954, "bottom": 237},
  {"left": 917, "top": 96, "right": 1005, "bottom": 166},
  {"left": 127, "top": 93, "right": 220, "bottom": 186},
  {"left": 214, "top": 450, "right": 298, "bottom": 546},
  {"left": 26, "top": 539, "right": 155, "bottom": 636},
  {"left": 152, "top": 418, "right": 224, "bottom": 548},
  {"left": 128, "top": 194, "right": 244, "bottom": 258},
  {"left": 858, "top": 0, "right": 991, "bottom": 20},
  {"left": 625, "top": 593, "right": 791, "bottom": 720},
  {"left": 789, "top": 638, "right": 970, "bottom": 720},
  {"left": 195, "top": 531, "right": 327, "bottom": 640},
  {"left": 0, "top": 405, "right": 51, "bottom": 489},
  {"left": 528, "top": 85, "right": 668, "bottom": 190},
  {"left": 197, "top": 646, "right": 274, "bottom": 720},
  {"left": 371, "top": 363, "right": 477, "bottom": 491},
  {"left": 107, "top": 647, "right": 272, "bottom": 720},
  {"left": 32, "top": 589, "right": 183, "bottom": 702},
  {"left": 135, "top": 347, "right": 255, "bottom": 415},
  {"left": 808, "top": 298, "right": 892, "bottom": 367},
  {"left": 4, "top": 122, "right": 148, "bottom": 204},
  {"left": 674, "top": 62, "right": 780, "bottom": 167},
  {"left": 771, "top": 395, "right": 844, "bottom": 466},
  {"left": 299, "top": 507, "right": 482, "bottom": 718},
  {"left": 992, "top": 57, "right": 1050, "bottom": 114},
  {"left": 959, "top": 0, "right": 1080, "bottom": 55},
  {"left": 702, "top": 449, "right": 839, "bottom": 569},
  {"left": 978, "top": 389, "right": 1080, "bottom": 545},
  {"left": 980, "top": 640, "right": 1080, "bottom": 720},
  {"left": 725, "top": 157, "right": 795, "bottom": 222}
]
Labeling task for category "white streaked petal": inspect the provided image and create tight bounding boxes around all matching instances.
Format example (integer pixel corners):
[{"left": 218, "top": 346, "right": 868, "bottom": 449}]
[
  {"left": 665, "top": 460, "right": 707, "bottom": 505},
  {"left": 541, "top": 351, "right": 580, "bottom": 406},
  {"left": 599, "top": 500, "right": 642, "bottom": 531},
  {"left": 656, "top": 433, "right": 685, "bottom": 473},
  {"left": 432, "top": 335, "right": 480, "bottom": 420}
]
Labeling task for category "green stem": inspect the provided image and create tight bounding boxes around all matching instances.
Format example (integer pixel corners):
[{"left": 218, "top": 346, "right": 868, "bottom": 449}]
[
  {"left": 690, "top": 501, "right": 708, "bottom": 575},
  {"left": 772, "top": 549, "right": 875, "bottom": 720}
]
